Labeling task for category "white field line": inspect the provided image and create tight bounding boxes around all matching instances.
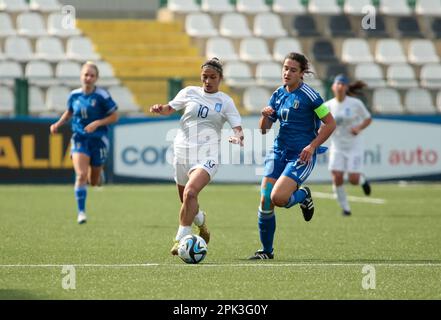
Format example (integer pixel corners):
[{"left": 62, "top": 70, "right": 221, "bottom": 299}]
[
  {"left": 313, "top": 192, "right": 386, "bottom": 204},
  {"left": 0, "top": 262, "right": 440, "bottom": 268}
]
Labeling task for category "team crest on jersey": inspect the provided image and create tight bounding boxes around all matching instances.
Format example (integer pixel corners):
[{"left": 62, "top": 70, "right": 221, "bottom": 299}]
[
  {"left": 293, "top": 99, "right": 300, "bottom": 109},
  {"left": 215, "top": 103, "right": 222, "bottom": 112},
  {"left": 91, "top": 99, "right": 97, "bottom": 107}
]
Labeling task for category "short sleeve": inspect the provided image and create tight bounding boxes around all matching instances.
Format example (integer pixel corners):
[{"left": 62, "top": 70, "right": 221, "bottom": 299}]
[
  {"left": 103, "top": 92, "right": 118, "bottom": 115},
  {"left": 357, "top": 99, "right": 371, "bottom": 120},
  {"left": 168, "top": 87, "right": 189, "bottom": 111},
  {"left": 224, "top": 97, "right": 242, "bottom": 128},
  {"left": 67, "top": 92, "right": 74, "bottom": 113},
  {"left": 267, "top": 90, "right": 278, "bottom": 123}
]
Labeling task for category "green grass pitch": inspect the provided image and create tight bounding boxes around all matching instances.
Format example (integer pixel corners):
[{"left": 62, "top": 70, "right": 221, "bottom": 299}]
[{"left": 0, "top": 183, "right": 440, "bottom": 299}]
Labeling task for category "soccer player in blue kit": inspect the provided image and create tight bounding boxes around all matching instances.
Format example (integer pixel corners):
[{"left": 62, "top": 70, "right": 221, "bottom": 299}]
[
  {"left": 50, "top": 61, "right": 118, "bottom": 224},
  {"left": 249, "top": 53, "right": 336, "bottom": 260}
]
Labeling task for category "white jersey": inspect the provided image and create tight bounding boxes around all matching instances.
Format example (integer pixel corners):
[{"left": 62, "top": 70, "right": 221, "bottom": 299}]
[
  {"left": 326, "top": 96, "right": 371, "bottom": 151},
  {"left": 169, "top": 86, "right": 242, "bottom": 161}
]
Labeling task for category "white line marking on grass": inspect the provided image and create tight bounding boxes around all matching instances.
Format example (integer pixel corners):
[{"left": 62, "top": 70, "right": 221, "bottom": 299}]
[{"left": 313, "top": 192, "right": 386, "bottom": 204}]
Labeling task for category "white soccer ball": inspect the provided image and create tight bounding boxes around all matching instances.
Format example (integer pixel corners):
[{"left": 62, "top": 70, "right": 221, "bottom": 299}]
[{"left": 177, "top": 234, "right": 208, "bottom": 264}]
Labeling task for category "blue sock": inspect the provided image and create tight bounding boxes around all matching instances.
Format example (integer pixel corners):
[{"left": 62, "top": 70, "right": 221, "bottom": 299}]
[
  {"left": 285, "top": 188, "right": 307, "bottom": 208},
  {"left": 258, "top": 209, "right": 276, "bottom": 253},
  {"left": 75, "top": 186, "right": 87, "bottom": 213}
]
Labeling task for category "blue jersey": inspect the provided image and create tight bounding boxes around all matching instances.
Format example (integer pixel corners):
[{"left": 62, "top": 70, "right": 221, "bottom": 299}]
[
  {"left": 268, "top": 83, "right": 324, "bottom": 156},
  {"left": 67, "top": 87, "right": 117, "bottom": 139}
]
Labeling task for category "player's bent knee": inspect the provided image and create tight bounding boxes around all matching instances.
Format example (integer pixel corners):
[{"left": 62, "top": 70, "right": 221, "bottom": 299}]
[
  {"left": 270, "top": 193, "right": 288, "bottom": 208},
  {"left": 183, "top": 187, "right": 198, "bottom": 202}
]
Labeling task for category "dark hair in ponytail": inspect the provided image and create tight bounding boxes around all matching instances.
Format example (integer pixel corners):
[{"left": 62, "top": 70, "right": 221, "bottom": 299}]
[
  {"left": 347, "top": 80, "right": 367, "bottom": 97},
  {"left": 201, "top": 57, "right": 223, "bottom": 77}
]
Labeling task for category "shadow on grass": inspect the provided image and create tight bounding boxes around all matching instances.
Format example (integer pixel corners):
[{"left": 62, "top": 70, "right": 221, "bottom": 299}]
[{"left": 0, "top": 289, "right": 41, "bottom": 300}]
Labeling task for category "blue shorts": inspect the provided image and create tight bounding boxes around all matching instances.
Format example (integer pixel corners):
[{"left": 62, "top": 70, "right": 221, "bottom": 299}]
[
  {"left": 70, "top": 134, "right": 110, "bottom": 167},
  {"left": 263, "top": 148, "right": 317, "bottom": 185}
]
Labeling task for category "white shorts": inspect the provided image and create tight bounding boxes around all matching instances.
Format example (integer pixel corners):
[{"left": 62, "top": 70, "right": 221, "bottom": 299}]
[
  {"left": 328, "top": 148, "right": 363, "bottom": 173},
  {"left": 173, "top": 157, "right": 219, "bottom": 186}
]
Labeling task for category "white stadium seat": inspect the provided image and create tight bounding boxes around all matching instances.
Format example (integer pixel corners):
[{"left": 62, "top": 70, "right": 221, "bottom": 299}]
[
  {"left": 308, "top": 0, "right": 342, "bottom": 15},
  {"left": 420, "top": 63, "right": 441, "bottom": 89},
  {"left": 272, "top": 0, "right": 306, "bottom": 15},
  {"left": 29, "top": 86, "right": 47, "bottom": 115},
  {"left": 408, "top": 39, "right": 440, "bottom": 65},
  {"left": 341, "top": 38, "right": 373, "bottom": 64},
  {"left": 108, "top": 86, "right": 140, "bottom": 113},
  {"left": 272, "top": 38, "right": 303, "bottom": 61},
  {"left": 236, "top": 0, "right": 270, "bottom": 14},
  {"left": 386, "top": 63, "right": 418, "bottom": 89},
  {"left": 375, "top": 39, "right": 407, "bottom": 64},
  {"left": 35, "top": 36, "right": 66, "bottom": 62},
  {"left": 206, "top": 37, "right": 239, "bottom": 62},
  {"left": 29, "top": 0, "right": 61, "bottom": 12},
  {"left": 0, "top": 0, "right": 29, "bottom": 12},
  {"left": 372, "top": 88, "right": 405, "bottom": 114},
  {"left": 46, "top": 85, "right": 70, "bottom": 113},
  {"left": 16, "top": 12, "right": 48, "bottom": 38},
  {"left": 404, "top": 88, "right": 436, "bottom": 114},
  {"left": 0, "top": 12, "right": 16, "bottom": 37},
  {"left": 4, "top": 36, "right": 35, "bottom": 62},
  {"left": 243, "top": 87, "right": 271, "bottom": 113},
  {"left": 95, "top": 61, "right": 121, "bottom": 86},
  {"left": 25, "top": 60, "right": 58, "bottom": 87},
  {"left": 201, "top": 0, "right": 234, "bottom": 13},
  {"left": 47, "top": 13, "right": 82, "bottom": 38},
  {"left": 0, "top": 61, "right": 23, "bottom": 86},
  {"left": 219, "top": 13, "right": 252, "bottom": 38},
  {"left": 354, "top": 62, "right": 387, "bottom": 88},
  {"left": 253, "top": 12, "right": 287, "bottom": 39},
  {"left": 66, "top": 36, "right": 101, "bottom": 61},
  {"left": 239, "top": 37, "right": 272, "bottom": 63},
  {"left": 185, "top": 13, "right": 218, "bottom": 38},
  {"left": 380, "top": 0, "right": 412, "bottom": 16},
  {"left": 224, "top": 61, "right": 255, "bottom": 88},
  {"left": 415, "top": 0, "right": 441, "bottom": 16},
  {"left": 255, "top": 61, "right": 281, "bottom": 88},
  {"left": 0, "top": 86, "right": 14, "bottom": 115},
  {"left": 55, "top": 60, "right": 81, "bottom": 87},
  {"left": 167, "top": 0, "right": 200, "bottom": 13}
]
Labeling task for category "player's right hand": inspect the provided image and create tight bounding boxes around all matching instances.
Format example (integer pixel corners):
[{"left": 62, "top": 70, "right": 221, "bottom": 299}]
[
  {"left": 50, "top": 123, "right": 58, "bottom": 134},
  {"left": 261, "top": 106, "right": 275, "bottom": 118},
  {"left": 150, "top": 104, "right": 164, "bottom": 113}
]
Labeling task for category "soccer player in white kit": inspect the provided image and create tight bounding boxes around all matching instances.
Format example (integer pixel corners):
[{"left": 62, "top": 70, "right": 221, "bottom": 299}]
[
  {"left": 149, "top": 58, "right": 244, "bottom": 255},
  {"left": 326, "top": 74, "right": 372, "bottom": 216}
]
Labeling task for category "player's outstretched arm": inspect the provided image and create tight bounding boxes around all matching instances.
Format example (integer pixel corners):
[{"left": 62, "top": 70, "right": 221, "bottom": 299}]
[
  {"left": 149, "top": 104, "right": 176, "bottom": 116},
  {"left": 50, "top": 110, "right": 72, "bottom": 134}
]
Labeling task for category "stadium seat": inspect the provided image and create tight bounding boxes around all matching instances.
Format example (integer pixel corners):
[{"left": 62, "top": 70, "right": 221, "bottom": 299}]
[
  {"left": 25, "top": 60, "right": 58, "bottom": 87},
  {"left": 17, "top": 12, "right": 48, "bottom": 38},
  {"left": 0, "top": 61, "right": 23, "bottom": 86},
  {"left": 386, "top": 63, "right": 418, "bottom": 88},
  {"left": 29, "top": 86, "right": 47, "bottom": 115},
  {"left": 312, "top": 39, "right": 338, "bottom": 62},
  {"left": 55, "top": 60, "right": 81, "bottom": 87},
  {"left": 420, "top": 63, "right": 441, "bottom": 88},
  {"left": 243, "top": 87, "right": 271, "bottom": 113},
  {"left": 0, "top": 0, "right": 29, "bottom": 12},
  {"left": 341, "top": 38, "right": 373, "bottom": 63},
  {"left": 415, "top": 0, "right": 441, "bottom": 16},
  {"left": 46, "top": 85, "right": 70, "bottom": 113},
  {"left": 35, "top": 36, "right": 66, "bottom": 62},
  {"left": 272, "top": 0, "right": 306, "bottom": 15},
  {"left": 0, "top": 45, "right": 4, "bottom": 60},
  {"left": 396, "top": 17, "right": 423, "bottom": 38},
  {"left": 29, "top": 0, "right": 61, "bottom": 12},
  {"left": 255, "top": 61, "right": 281, "bottom": 88},
  {"left": 308, "top": 0, "right": 341, "bottom": 15},
  {"left": 185, "top": 13, "right": 218, "bottom": 38},
  {"left": 253, "top": 12, "right": 287, "bottom": 39},
  {"left": 95, "top": 61, "right": 121, "bottom": 87},
  {"left": 66, "top": 36, "right": 101, "bottom": 61},
  {"left": 372, "top": 88, "right": 405, "bottom": 114},
  {"left": 108, "top": 86, "right": 140, "bottom": 113},
  {"left": 408, "top": 39, "right": 440, "bottom": 65},
  {"left": 47, "top": 13, "right": 82, "bottom": 38},
  {"left": 404, "top": 88, "right": 436, "bottom": 114},
  {"left": 205, "top": 37, "right": 238, "bottom": 62},
  {"left": 0, "top": 86, "right": 14, "bottom": 115},
  {"left": 431, "top": 18, "right": 441, "bottom": 38},
  {"left": 167, "top": 0, "right": 200, "bottom": 13},
  {"left": 224, "top": 61, "right": 255, "bottom": 88},
  {"left": 292, "top": 15, "right": 320, "bottom": 37},
  {"left": 219, "top": 13, "right": 252, "bottom": 38},
  {"left": 4, "top": 36, "right": 35, "bottom": 62},
  {"left": 239, "top": 37, "right": 272, "bottom": 63},
  {"left": 379, "top": 0, "right": 412, "bottom": 16},
  {"left": 375, "top": 39, "right": 407, "bottom": 64},
  {"left": 327, "top": 14, "right": 355, "bottom": 37},
  {"left": 354, "top": 62, "right": 387, "bottom": 88},
  {"left": 361, "top": 14, "right": 389, "bottom": 38},
  {"left": 236, "top": 0, "right": 270, "bottom": 14},
  {"left": 325, "top": 63, "right": 349, "bottom": 80},
  {"left": 201, "top": 0, "right": 234, "bottom": 13},
  {"left": 343, "top": 0, "right": 372, "bottom": 16},
  {"left": 0, "top": 12, "right": 16, "bottom": 37},
  {"left": 272, "top": 37, "right": 303, "bottom": 61}
]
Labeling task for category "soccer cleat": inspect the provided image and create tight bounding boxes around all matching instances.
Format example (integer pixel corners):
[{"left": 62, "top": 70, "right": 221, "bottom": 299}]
[
  {"left": 342, "top": 210, "right": 352, "bottom": 216},
  {"left": 299, "top": 186, "right": 314, "bottom": 222},
  {"left": 198, "top": 212, "right": 210, "bottom": 244},
  {"left": 77, "top": 212, "right": 87, "bottom": 224},
  {"left": 170, "top": 241, "right": 179, "bottom": 256},
  {"left": 248, "top": 250, "right": 274, "bottom": 260},
  {"left": 362, "top": 181, "right": 371, "bottom": 196}
]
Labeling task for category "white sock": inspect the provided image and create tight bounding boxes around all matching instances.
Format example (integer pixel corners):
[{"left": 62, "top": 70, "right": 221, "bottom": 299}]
[
  {"left": 359, "top": 174, "right": 366, "bottom": 185},
  {"left": 333, "top": 184, "right": 350, "bottom": 212},
  {"left": 193, "top": 210, "right": 205, "bottom": 227},
  {"left": 175, "top": 225, "right": 192, "bottom": 242}
]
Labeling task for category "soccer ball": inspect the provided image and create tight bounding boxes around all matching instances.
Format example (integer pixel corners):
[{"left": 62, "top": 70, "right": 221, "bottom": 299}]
[{"left": 177, "top": 234, "right": 208, "bottom": 264}]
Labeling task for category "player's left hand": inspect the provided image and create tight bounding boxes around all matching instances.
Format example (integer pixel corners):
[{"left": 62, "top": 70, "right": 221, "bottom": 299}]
[
  {"left": 84, "top": 121, "right": 99, "bottom": 133},
  {"left": 228, "top": 136, "right": 244, "bottom": 146},
  {"left": 299, "top": 145, "right": 315, "bottom": 163}
]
